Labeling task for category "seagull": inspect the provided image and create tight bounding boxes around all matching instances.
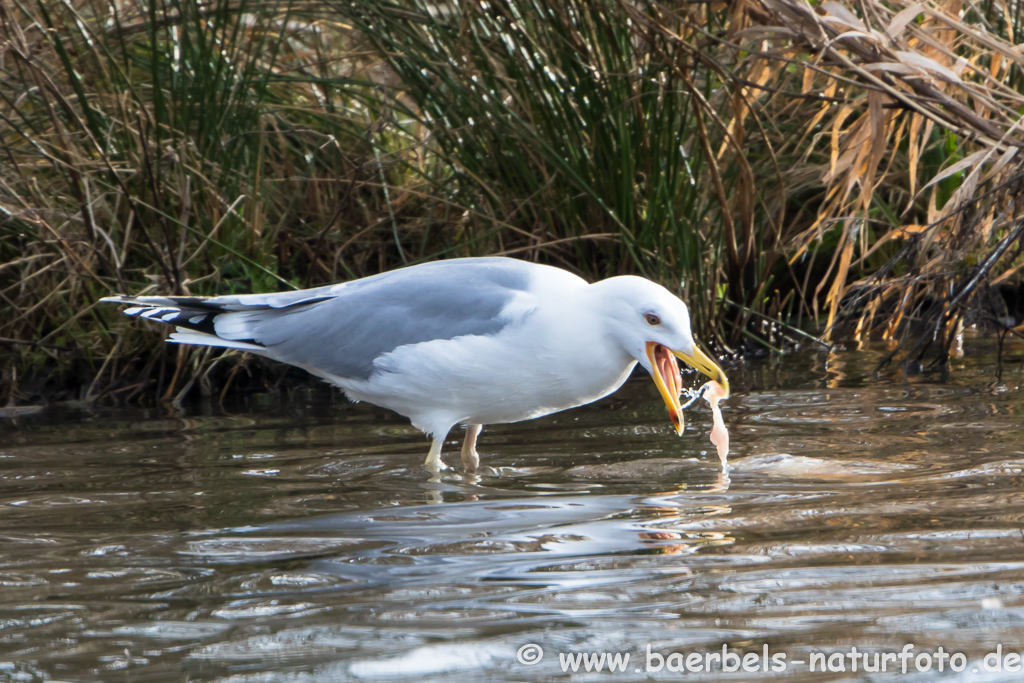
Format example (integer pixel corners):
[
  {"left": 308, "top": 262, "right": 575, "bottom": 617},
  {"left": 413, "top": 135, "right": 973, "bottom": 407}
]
[{"left": 102, "top": 257, "right": 729, "bottom": 471}]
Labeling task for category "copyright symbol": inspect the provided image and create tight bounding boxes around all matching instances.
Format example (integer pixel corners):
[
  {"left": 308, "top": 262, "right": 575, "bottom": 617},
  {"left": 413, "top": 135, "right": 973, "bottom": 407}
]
[{"left": 517, "top": 643, "right": 544, "bottom": 665}]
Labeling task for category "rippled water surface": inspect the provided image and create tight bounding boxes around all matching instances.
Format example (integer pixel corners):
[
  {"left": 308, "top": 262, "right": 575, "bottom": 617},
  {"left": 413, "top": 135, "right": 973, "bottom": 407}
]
[{"left": 3, "top": 341, "right": 1024, "bottom": 681}]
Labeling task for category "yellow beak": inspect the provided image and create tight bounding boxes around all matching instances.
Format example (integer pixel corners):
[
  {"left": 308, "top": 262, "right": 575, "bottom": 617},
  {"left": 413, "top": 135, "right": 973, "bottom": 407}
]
[
  {"left": 645, "top": 341, "right": 729, "bottom": 436},
  {"left": 673, "top": 345, "right": 730, "bottom": 399}
]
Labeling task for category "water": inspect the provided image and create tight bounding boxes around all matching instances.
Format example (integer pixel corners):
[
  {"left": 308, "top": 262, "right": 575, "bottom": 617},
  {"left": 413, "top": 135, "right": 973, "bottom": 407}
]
[{"left": 2, "top": 340, "right": 1024, "bottom": 681}]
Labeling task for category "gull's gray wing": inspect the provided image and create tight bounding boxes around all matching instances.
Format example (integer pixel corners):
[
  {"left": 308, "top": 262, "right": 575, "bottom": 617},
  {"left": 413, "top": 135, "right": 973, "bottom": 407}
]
[
  {"left": 103, "top": 257, "right": 536, "bottom": 380},
  {"left": 254, "top": 258, "right": 534, "bottom": 379}
]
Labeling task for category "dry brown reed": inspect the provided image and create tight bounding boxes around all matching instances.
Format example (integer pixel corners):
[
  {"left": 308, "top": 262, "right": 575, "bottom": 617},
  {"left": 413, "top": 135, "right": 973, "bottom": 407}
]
[{"left": 729, "top": 0, "right": 1024, "bottom": 359}]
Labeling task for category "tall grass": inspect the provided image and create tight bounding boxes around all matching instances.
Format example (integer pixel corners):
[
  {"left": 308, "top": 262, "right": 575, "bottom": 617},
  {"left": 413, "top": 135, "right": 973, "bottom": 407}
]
[
  {"left": 0, "top": 0, "right": 451, "bottom": 401},
  {"left": 1, "top": 0, "right": 1022, "bottom": 405},
  {"left": 340, "top": 0, "right": 784, "bottom": 347}
]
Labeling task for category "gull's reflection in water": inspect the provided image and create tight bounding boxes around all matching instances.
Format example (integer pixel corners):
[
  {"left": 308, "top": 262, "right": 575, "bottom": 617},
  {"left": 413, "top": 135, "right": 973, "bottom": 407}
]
[{"left": 420, "top": 441, "right": 732, "bottom": 507}]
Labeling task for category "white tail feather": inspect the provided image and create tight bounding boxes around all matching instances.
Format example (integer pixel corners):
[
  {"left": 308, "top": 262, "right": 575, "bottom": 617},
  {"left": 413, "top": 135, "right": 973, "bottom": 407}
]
[{"left": 169, "top": 328, "right": 266, "bottom": 352}]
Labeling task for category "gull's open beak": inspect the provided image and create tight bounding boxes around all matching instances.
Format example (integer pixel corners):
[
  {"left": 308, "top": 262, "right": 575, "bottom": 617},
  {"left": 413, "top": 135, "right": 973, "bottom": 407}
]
[{"left": 645, "top": 341, "right": 730, "bottom": 436}]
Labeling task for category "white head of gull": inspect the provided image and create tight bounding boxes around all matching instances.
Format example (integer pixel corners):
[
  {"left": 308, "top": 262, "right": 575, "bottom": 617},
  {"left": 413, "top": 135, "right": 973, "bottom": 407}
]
[{"left": 102, "top": 257, "right": 729, "bottom": 472}]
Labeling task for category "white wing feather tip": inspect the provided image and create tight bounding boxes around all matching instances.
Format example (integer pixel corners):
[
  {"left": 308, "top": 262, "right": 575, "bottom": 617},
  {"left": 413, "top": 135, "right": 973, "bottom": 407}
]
[{"left": 168, "top": 329, "right": 265, "bottom": 351}]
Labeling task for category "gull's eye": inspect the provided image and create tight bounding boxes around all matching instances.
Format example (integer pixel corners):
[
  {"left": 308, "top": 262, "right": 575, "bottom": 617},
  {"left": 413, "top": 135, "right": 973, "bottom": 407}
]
[{"left": 645, "top": 313, "right": 661, "bottom": 326}]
